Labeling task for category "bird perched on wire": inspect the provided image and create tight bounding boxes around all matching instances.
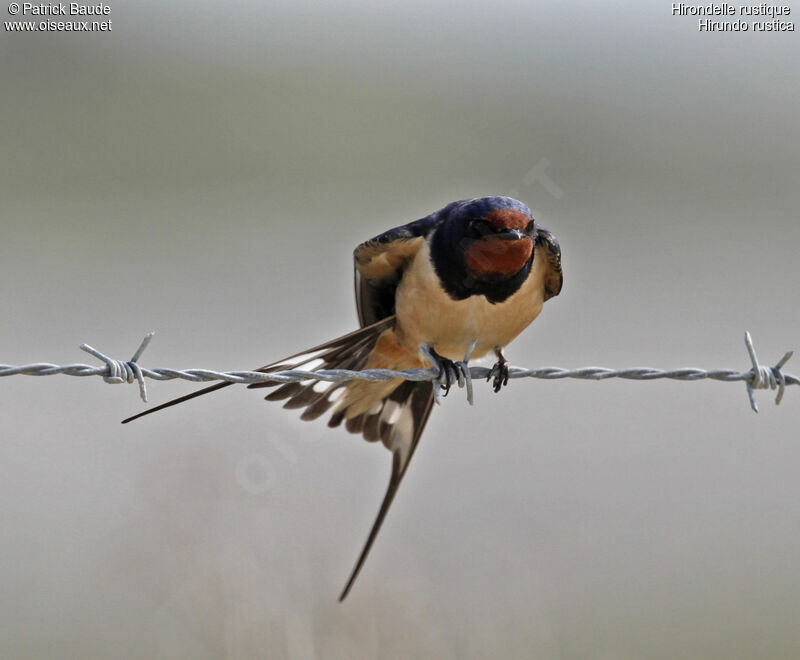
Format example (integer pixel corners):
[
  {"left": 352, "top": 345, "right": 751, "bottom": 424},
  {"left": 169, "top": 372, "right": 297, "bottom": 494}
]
[{"left": 123, "top": 196, "right": 563, "bottom": 600}]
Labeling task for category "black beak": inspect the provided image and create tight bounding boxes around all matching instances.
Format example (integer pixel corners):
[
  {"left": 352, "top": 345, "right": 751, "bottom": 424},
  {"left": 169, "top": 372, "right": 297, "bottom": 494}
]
[{"left": 494, "top": 228, "right": 525, "bottom": 241}]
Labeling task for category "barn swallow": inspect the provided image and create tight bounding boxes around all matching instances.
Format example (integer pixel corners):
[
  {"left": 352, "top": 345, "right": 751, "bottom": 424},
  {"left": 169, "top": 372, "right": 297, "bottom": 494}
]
[{"left": 122, "top": 196, "right": 563, "bottom": 600}]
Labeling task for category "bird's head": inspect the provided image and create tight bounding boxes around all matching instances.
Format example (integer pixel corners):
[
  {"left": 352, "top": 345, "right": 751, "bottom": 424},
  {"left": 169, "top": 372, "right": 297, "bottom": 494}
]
[
  {"left": 436, "top": 196, "right": 535, "bottom": 282},
  {"left": 429, "top": 196, "right": 537, "bottom": 303}
]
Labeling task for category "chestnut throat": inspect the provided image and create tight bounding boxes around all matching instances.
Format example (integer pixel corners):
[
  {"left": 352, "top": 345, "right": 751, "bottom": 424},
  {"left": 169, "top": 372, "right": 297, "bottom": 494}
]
[{"left": 430, "top": 231, "right": 534, "bottom": 304}]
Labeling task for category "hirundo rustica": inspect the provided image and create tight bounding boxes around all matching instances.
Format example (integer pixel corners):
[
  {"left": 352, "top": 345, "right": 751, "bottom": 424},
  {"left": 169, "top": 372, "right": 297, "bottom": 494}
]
[{"left": 122, "top": 196, "right": 563, "bottom": 600}]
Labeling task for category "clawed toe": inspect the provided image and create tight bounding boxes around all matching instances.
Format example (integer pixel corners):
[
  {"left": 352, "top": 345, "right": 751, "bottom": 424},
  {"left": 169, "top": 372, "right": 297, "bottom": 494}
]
[
  {"left": 440, "top": 358, "right": 457, "bottom": 396},
  {"left": 487, "top": 353, "right": 510, "bottom": 393},
  {"left": 439, "top": 356, "right": 470, "bottom": 397}
]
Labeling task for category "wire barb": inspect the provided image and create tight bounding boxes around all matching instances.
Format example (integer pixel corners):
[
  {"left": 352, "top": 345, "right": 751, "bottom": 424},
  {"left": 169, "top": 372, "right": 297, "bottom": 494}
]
[
  {"left": 743, "top": 331, "right": 793, "bottom": 413},
  {"left": 79, "top": 332, "right": 155, "bottom": 403},
  {"left": 1, "top": 331, "right": 797, "bottom": 412},
  {"left": 419, "top": 344, "right": 443, "bottom": 405}
]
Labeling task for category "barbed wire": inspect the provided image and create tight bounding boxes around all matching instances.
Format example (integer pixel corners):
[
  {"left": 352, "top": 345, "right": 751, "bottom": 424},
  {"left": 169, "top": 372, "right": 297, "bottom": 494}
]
[{"left": 0, "top": 331, "right": 796, "bottom": 413}]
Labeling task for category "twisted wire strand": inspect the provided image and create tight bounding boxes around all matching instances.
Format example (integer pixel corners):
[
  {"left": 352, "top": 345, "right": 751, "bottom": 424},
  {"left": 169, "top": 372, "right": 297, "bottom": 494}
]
[{"left": 0, "top": 331, "right": 795, "bottom": 413}]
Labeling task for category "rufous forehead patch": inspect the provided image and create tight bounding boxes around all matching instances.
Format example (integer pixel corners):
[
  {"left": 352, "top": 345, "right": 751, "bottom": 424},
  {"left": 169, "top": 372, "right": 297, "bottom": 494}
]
[
  {"left": 485, "top": 209, "right": 530, "bottom": 232},
  {"left": 464, "top": 236, "right": 533, "bottom": 276}
]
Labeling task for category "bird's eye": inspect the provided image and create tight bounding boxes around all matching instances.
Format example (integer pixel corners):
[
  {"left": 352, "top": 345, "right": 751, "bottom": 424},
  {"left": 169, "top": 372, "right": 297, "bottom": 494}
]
[
  {"left": 469, "top": 220, "right": 494, "bottom": 237},
  {"left": 525, "top": 220, "right": 534, "bottom": 234}
]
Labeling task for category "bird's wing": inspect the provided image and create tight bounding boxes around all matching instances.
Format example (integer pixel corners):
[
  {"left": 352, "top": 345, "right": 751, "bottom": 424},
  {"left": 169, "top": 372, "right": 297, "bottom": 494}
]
[
  {"left": 353, "top": 215, "right": 439, "bottom": 327},
  {"left": 536, "top": 225, "right": 563, "bottom": 301}
]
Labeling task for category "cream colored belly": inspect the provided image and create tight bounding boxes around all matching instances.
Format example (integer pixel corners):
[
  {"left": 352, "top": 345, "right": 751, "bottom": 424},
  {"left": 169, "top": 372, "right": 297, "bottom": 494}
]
[{"left": 394, "top": 241, "right": 547, "bottom": 361}]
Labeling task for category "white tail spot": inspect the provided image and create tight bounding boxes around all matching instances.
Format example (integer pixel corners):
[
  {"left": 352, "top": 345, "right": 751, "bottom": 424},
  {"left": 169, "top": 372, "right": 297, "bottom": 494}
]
[
  {"left": 382, "top": 401, "right": 403, "bottom": 426},
  {"left": 303, "top": 358, "right": 325, "bottom": 371},
  {"left": 327, "top": 387, "right": 345, "bottom": 403}
]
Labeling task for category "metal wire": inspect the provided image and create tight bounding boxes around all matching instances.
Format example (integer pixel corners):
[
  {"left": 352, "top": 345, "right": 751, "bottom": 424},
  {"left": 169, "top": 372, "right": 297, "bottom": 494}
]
[{"left": 0, "top": 331, "right": 795, "bottom": 413}]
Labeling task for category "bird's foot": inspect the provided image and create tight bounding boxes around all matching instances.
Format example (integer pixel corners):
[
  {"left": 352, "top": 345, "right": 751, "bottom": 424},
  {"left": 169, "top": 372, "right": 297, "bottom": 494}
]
[
  {"left": 420, "top": 341, "right": 477, "bottom": 405},
  {"left": 487, "top": 351, "right": 509, "bottom": 393}
]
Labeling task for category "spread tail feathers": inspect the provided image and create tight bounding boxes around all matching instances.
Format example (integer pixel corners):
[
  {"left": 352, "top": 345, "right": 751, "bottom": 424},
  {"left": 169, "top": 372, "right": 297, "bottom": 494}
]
[
  {"left": 121, "top": 315, "right": 435, "bottom": 600},
  {"left": 121, "top": 317, "right": 396, "bottom": 425}
]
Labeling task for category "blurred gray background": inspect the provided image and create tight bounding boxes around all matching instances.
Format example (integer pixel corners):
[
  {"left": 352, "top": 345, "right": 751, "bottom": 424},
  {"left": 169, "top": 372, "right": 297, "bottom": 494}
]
[{"left": 2, "top": 1, "right": 799, "bottom": 658}]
